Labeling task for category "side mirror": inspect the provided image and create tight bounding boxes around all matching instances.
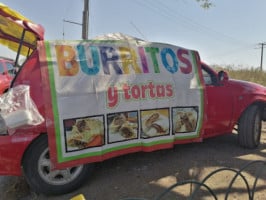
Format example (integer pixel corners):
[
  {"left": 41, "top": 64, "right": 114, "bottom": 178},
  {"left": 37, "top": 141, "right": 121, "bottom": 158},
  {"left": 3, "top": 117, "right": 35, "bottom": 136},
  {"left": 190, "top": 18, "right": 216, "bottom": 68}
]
[{"left": 218, "top": 71, "right": 229, "bottom": 82}]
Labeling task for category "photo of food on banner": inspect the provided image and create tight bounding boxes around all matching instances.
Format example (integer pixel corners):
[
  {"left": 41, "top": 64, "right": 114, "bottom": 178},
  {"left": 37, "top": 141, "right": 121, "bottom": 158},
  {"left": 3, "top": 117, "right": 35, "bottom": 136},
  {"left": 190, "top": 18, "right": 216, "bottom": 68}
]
[
  {"left": 172, "top": 107, "right": 198, "bottom": 133},
  {"left": 140, "top": 108, "right": 170, "bottom": 138},
  {"left": 64, "top": 116, "right": 105, "bottom": 151},
  {"left": 107, "top": 111, "right": 138, "bottom": 143}
]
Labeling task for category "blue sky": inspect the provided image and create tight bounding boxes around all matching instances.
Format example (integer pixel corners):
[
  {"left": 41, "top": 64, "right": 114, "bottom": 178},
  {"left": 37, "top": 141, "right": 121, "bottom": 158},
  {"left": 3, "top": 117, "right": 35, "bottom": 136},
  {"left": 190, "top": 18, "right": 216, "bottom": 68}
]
[{"left": 1, "top": 0, "right": 266, "bottom": 69}]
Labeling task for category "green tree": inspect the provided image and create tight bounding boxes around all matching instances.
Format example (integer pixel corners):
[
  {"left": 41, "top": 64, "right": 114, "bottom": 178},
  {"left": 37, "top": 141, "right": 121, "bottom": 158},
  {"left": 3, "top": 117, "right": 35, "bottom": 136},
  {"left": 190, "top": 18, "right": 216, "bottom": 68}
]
[{"left": 196, "top": 0, "right": 213, "bottom": 9}]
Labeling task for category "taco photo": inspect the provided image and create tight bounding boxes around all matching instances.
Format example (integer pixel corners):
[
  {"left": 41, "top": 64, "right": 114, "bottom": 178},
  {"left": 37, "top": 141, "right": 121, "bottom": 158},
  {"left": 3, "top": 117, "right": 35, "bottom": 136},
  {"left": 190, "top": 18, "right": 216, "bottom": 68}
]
[
  {"left": 141, "top": 108, "right": 170, "bottom": 138},
  {"left": 107, "top": 111, "right": 138, "bottom": 143},
  {"left": 65, "top": 116, "right": 104, "bottom": 151},
  {"left": 173, "top": 107, "right": 198, "bottom": 133}
]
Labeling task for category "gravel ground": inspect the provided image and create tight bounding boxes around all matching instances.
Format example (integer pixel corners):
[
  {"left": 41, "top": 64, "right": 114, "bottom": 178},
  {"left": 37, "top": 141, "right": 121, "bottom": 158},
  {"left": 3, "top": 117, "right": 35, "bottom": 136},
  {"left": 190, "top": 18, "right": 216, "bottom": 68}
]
[{"left": 1, "top": 123, "right": 266, "bottom": 200}]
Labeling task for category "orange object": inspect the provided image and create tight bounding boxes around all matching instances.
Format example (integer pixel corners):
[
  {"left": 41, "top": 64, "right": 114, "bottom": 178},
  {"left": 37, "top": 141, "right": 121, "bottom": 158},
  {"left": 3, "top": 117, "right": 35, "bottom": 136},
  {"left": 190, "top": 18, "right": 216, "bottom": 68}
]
[{"left": 87, "top": 135, "right": 103, "bottom": 147}]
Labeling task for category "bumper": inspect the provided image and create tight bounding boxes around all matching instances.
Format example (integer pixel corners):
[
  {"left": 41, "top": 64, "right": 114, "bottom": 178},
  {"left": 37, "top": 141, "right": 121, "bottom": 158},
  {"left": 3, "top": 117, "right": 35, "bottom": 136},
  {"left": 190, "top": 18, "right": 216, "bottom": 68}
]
[{"left": 0, "top": 133, "right": 39, "bottom": 176}]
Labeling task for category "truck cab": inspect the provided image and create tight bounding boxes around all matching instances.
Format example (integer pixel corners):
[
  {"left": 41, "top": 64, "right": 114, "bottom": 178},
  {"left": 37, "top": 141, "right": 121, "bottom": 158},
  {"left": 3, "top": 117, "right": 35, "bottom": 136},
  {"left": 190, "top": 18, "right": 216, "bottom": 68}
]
[{"left": 201, "top": 63, "right": 266, "bottom": 147}]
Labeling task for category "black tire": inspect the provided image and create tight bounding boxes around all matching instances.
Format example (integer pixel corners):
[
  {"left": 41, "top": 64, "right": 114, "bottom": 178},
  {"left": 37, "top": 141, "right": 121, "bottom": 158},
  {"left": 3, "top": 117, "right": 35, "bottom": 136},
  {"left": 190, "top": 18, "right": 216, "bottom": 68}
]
[
  {"left": 22, "top": 134, "right": 94, "bottom": 195},
  {"left": 238, "top": 105, "right": 262, "bottom": 149}
]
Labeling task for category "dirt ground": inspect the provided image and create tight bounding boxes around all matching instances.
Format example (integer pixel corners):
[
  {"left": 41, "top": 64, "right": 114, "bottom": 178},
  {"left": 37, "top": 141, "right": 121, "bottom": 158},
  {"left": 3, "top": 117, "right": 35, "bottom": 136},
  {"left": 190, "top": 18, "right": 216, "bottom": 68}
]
[{"left": 1, "top": 123, "right": 266, "bottom": 200}]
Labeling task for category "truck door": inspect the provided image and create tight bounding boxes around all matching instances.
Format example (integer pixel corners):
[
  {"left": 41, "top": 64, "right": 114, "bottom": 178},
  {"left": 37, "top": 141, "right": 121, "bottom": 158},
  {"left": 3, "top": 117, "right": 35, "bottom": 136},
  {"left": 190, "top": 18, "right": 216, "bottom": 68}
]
[{"left": 201, "top": 64, "right": 234, "bottom": 136}]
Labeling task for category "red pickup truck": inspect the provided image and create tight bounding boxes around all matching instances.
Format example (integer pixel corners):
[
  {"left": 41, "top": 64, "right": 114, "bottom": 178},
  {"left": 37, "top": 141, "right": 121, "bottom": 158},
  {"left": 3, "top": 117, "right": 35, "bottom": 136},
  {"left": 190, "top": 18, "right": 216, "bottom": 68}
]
[
  {"left": 0, "top": 57, "right": 15, "bottom": 94},
  {"left": 0, "top": 4, "right": 265, "bottom": 195}
]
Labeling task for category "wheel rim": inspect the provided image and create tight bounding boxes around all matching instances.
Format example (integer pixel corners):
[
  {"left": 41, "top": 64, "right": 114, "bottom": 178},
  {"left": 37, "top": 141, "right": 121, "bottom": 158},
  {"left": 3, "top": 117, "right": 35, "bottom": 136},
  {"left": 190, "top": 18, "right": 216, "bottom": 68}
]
[
  {"left": 38, "top": 148, "right": 84, "bottom": 186},
  {"left": 253, "top": 112, "right": 261, "bottom": 144}
]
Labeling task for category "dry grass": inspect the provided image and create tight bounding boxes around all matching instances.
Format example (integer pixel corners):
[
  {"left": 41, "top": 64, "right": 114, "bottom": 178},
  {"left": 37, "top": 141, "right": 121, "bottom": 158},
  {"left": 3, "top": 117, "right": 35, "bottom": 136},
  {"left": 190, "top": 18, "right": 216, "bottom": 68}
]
[{"left": 212, "top": 65, "right": 266, "bottom": 86}]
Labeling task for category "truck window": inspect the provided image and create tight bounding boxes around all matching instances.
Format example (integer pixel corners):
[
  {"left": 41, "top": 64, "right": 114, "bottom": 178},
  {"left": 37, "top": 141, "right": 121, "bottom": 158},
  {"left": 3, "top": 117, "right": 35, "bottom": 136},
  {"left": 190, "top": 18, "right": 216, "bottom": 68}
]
[
  {"left": 201, "top": 65, "right": 218, "bottom": 85},
  {"left": 6, "top": 62, "right": 15, "bottom": 75}
]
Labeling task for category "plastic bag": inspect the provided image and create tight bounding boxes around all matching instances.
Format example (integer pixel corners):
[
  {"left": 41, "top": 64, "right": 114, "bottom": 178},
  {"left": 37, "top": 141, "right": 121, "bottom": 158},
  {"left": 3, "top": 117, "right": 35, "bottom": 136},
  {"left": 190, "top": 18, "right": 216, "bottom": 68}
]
[{"left": 0, "top": 85, "right": 44, "bottom": 132}]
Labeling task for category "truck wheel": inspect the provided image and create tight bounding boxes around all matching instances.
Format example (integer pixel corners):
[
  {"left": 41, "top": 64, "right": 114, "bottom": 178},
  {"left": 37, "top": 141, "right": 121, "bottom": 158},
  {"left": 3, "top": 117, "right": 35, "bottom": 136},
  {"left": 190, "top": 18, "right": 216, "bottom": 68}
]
[
  {"left": 238, "top": 105, "right": 262, "bottom": 149},
  {"left": 22, "top": 134, "right": 94, "bottom": 195}
]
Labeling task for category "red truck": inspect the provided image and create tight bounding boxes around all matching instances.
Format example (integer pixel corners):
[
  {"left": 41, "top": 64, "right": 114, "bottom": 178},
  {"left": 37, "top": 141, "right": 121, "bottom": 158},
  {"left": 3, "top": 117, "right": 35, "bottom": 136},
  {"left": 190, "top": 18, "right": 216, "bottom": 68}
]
[
  {"left": 0, "top": 4, "right": 265, "bottom": 195},
  {"left": 0, "top": 57, "right": 15, "bottom": 94}
]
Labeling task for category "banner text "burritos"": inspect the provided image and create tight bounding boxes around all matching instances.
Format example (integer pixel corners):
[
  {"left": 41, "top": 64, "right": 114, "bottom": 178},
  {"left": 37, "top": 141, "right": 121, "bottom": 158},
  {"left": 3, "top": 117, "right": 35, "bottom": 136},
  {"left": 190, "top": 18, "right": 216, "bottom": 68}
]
[{"left": 54, "top": 45, "right": 193, "bottom": 76}]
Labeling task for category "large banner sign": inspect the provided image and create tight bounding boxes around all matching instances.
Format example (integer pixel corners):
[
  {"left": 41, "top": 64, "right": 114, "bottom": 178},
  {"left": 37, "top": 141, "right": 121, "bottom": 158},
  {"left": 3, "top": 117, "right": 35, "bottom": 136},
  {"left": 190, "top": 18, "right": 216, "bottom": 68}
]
[{"left": 41, "top": 35, "right": 204, "bottom": 166}]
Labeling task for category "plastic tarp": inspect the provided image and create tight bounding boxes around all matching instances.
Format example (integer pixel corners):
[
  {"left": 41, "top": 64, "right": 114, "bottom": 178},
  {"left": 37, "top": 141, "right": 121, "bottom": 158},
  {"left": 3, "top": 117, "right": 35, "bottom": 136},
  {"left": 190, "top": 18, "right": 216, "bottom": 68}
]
[{"left": 0, "top": 85, "right": 44, "bottom": 134}]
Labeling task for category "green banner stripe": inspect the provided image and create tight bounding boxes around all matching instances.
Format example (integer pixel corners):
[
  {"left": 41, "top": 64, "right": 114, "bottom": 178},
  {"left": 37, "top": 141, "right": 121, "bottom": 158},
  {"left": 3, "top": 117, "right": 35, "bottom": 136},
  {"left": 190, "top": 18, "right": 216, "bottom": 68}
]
[
  {"left": 59, "top": 138, "right": 174, "bottom": 163},
  {"left": 45, "top": 42, "right": 62, "bottom": 159}
]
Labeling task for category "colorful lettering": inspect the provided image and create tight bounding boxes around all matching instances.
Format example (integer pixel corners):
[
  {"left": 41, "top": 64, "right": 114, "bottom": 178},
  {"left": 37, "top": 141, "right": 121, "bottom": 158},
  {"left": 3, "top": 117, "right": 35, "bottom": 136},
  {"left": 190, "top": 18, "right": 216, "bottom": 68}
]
[
  {"left": 177, "top": 49, "right": 192, "bottom": 74},
  {"left": 107, "top": 86, "right": 119, "bottom": 108},
  {"left": 55, "top": 45, "right": 79, "bottom": 76},
  {"left": 107, "top": 82, "right": 174, "bottom": 108},
  {"left": 156, "top": 84, "right": 166, "bottom": 97},
  {"left": 119, "top": 47, "right": 142, "bottom": 74},
  {"left": 131, "top": 85, "right": 141, "bottom": 99},
  {"left": 77, "top": 45, "right": 100, "bottom": 75},
  {"left": 100, "top": 46, "right": 123, "bottom": 75},
  {"left": 141, "top": 84, "right": 149, "bottom": 98},
  {"left": 161, "top": 48, "right": 178, "bottom": 74},
  {"left": 148, "top": 82, "right": 156, "bottom": 98},
  {"left": 53, "top": 44, "right": 194, "bottom": 76},
  {"left": 145, "top": 47, "right": 160, "bottom": 73},
  {"left": 123, "top": 83, "right": 131, "bottom": 100},
  {"left": 138, "top": 47, "right": 149, "bottom": 73},
  {"left": 166, "top": 84, "right": 173, "bottom": 97}
]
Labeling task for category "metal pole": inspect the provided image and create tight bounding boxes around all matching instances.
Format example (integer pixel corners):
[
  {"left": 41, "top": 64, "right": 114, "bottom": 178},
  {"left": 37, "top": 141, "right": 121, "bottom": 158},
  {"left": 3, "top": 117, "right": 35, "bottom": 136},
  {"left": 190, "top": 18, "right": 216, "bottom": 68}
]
[
  {"left": 82, "top": 0, "right": 89, "bottom": 40},
  {"left": 260, "top": 43, "right": 265, "bottom": 71},
  {"left": 15, "top": 29, "right": 26, "bottom": 66}
]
